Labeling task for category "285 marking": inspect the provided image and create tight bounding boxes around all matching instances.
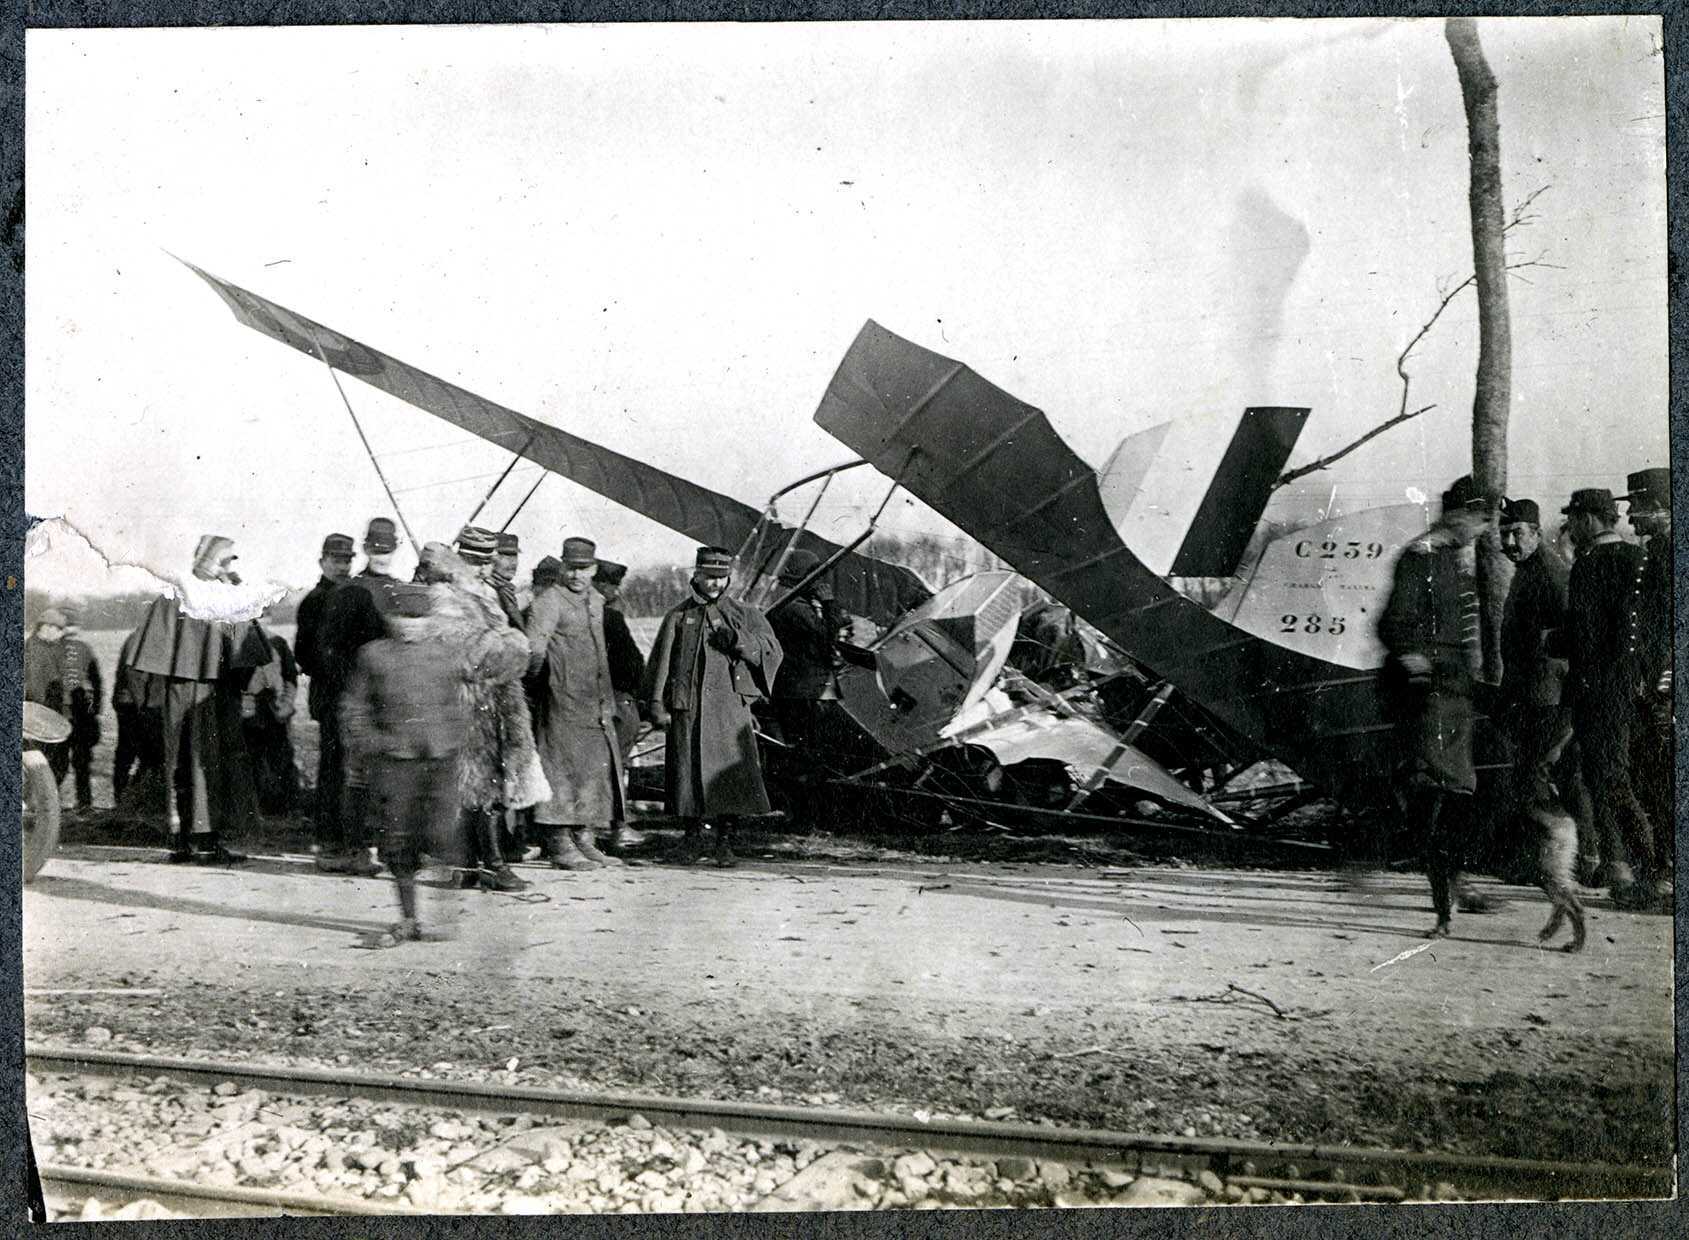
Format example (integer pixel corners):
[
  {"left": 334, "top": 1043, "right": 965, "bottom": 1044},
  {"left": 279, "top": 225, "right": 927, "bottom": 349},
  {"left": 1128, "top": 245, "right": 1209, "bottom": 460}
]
[{"left": 1279, "top": 614, "right": 1347, "bottom": 635}]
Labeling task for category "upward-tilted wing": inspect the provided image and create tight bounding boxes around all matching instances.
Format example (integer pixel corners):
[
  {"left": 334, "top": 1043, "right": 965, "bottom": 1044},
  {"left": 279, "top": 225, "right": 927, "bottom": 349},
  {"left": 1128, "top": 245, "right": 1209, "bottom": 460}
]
[
  {"left": 183, "top": 262, "right": 929, "bottom": 627},
  {"left": 814, "top": 320, "right": 1396, "bottom": 808}
]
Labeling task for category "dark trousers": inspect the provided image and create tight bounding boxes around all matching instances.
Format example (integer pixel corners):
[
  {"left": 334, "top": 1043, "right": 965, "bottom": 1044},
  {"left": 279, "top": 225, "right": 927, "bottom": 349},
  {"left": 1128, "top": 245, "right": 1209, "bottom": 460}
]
[
  {"left": 1413, "top": 786, "right": 1474, "bottom": 927},
  {"left": 315, "top": 708, "right": 362, "bottom": 854},
  {"left": 160, "top": 679, "right": 258, "bottom": 841},
  {"left": 1579, "top": 694, "right": 1659, "bottom": 886},
  {"left": 48, "top": 706, "right": 99, "bottom": 810},
  {"left": 370, "top": 753, "right": 463, "bottom": 920}
]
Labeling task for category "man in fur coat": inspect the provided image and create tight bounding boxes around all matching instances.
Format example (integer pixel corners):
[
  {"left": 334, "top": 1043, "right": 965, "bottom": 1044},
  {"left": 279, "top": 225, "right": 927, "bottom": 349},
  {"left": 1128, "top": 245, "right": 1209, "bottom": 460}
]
[
  {"left": 433, "top": 528, "right": 549, "bottom": 891},
  {"left": 643, "top": 546, "right": 783, "bottom": 866}
]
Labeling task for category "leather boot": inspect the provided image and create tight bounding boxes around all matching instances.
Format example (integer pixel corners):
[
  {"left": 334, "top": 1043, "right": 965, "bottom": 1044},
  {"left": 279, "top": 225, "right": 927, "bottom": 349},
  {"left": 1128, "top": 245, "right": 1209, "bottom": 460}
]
[
  {"left": 673, "top": 822, "right": 703, "bottom": 866},
  {"left": 476, "top": 812, "right": 529, "bottom": 890},
  {"left": 608, "top": 823, "right": 647, "bottom": 852},
  {"left": 713, "top": 821, "right": 738, "bottom": 869},
  {"left": 548, "top": 828, "right": 601, "bottom": 871},
  {"left": 574, "top": 829, "right": 624, "bottom": 868}
]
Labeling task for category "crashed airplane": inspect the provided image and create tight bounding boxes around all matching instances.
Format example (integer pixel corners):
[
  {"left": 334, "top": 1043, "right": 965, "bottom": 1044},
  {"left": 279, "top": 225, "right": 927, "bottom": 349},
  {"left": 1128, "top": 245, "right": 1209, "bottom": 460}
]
[{"left": 184, "top": 261, "right": 1429, "bottom": 848}]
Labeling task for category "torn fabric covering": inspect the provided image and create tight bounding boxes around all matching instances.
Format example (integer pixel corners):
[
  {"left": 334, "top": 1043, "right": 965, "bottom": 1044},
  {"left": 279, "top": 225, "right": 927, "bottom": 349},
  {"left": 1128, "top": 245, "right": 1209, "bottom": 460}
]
[
  {"left": 958, "top": 707, "right": 1225, "bottom": 821},
  {"left": 182, "top": 261, "right": 929, "bottom": 629}
]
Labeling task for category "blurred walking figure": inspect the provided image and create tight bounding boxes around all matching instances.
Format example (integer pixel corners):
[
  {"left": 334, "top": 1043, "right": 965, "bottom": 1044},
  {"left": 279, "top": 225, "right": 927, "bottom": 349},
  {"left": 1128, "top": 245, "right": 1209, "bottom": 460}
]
[
  {"left": 1562, "top": 487, "right": 1668, "bottom": 912},
  {"left": 319, "top": 519, "right": 409, "bottom": 875},
  {"left": 341, "top": 582, "right": 470, "bottom": 947},
  {"left": 1377, "top": 477, "right": 1491, "bottom": 939},
  {"left": 295, "top": 532, "right": 357, "bottom": 859},
  {"left": 644, "top": 546, "right": 783, "bottom": 867},
  {"left": 126, "top": 534, "right": 273, "bottom": 864},
  {"left": 594, "top": 557, "right": 649, "bottom": 852},
  {"left": 437, "top": 529, "right": 548, "bottom": 891},
  {"left": 23, "top": 606, "right": 103, "bottom": 812},
  {"left": 525, "top": 537, "right": 628, "bottom": 870}
]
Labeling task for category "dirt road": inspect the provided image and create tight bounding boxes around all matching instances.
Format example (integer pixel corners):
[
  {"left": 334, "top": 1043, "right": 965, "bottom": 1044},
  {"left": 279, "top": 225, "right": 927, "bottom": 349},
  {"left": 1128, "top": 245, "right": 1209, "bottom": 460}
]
[{"left": 22, "top": 847, "right": 1674, "bottom": 1178}]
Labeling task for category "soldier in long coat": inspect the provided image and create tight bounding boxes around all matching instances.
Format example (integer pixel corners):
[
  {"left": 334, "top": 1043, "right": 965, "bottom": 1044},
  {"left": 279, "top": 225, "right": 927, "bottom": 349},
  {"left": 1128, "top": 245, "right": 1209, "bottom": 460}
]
[
  {"left": 294, "top": 532, "right": 356, "bottom": 864},
  {"left": 643, "top": 545, "right": 783, "bottom": 866},
  {"left": 1494, "top": 497, "right": 1587, "bottom": 872},
  {"left": 1377, "top": 477, "right": 1491, "bottom": 938},
  {"left": 524, "top": 536, "right": 628, "bottom": 871},
  {"left": 1562, "top": 487, "right": 1667, "bottom": 911},
  {"left": 1623, "top": 467, "right": 1673, "bottom": 880}
]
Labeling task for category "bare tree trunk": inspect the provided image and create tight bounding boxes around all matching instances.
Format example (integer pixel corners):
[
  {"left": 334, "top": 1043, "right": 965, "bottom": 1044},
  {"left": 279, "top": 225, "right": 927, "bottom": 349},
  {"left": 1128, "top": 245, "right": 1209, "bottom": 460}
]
[{"left": 1445, "top": 17, "right": 1512, "bottom": 685}]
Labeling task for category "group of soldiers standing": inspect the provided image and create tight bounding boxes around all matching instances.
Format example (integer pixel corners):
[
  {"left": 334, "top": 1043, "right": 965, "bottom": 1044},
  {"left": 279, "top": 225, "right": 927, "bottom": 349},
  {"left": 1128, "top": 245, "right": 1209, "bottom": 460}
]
[{"left": 1379, "top": 467, "right": 1674, "bottom": 937}]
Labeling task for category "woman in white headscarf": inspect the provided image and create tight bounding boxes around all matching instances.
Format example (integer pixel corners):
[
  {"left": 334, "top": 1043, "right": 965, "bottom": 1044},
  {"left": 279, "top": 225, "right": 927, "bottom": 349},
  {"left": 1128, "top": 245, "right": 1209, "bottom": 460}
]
[{"left": 127, "top": 535, "right": 275, "bottom": 863}]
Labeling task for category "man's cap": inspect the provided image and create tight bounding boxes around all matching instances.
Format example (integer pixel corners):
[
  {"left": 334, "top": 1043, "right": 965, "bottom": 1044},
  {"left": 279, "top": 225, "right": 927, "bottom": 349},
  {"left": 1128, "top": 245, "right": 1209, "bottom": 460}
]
[
  {"left": 363, "top": 517, "right": 400, "bottom": 553},
  {"left": 1440, "top": 475, "right": 1487, "bottom": 513},
  {"left": 1623, "top": 467, "right": 1670, "bottom": 513},
  {"left": 694, "top": 546, "right": 734, "bottom": 574},
  {"left": 1562, "top": 488, "right": 1619, "bottom": 521},
  {"left": 387, "top": 582, "right": 435, "bottom": 619},
  {"left": 454, "top": 525, "right": 499, "bottom": 563},
  {"left": 496, "top": 532, "right": 520, "bottom": 554},
  {"left": 561, "top": 536, "right": 598, "bottom": 568},
  {"left": 416, "top": 542, "right": 454, "bottom": 581},
  {"left": 778, "top": 549, "right": 824, "bottom": 585},
  {"left": 595, "top": 559, "right": 628, "bottom": 585},
  {"left": 37, "top": 607, "right": 67, "bottom": 629},
  {"left": 532, "top": 554, "right": 564, "bottom": 587},
  {"left": 321, "top": 533, "right": 356, "bottom": 558},
  {"left": 1500, "top": 497, "right": 1541, "bottom": 528}
]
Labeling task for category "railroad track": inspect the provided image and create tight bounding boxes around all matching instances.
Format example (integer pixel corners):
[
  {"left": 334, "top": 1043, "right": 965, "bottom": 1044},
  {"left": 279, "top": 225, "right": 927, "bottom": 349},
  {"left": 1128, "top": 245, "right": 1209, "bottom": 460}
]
[{"left": 27, "top": 1045, "right": 1670, "bottom": 1215}]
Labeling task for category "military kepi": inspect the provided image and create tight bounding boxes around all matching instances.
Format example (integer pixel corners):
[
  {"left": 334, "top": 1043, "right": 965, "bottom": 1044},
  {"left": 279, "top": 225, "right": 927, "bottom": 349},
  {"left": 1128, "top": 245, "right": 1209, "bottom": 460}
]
[
  {"left": 694, "top": 546, "right": 734, "bottom": 574},
  {"left": 388, "top": 581, "right": 435, "bottom": 618},
  {"left": 455, "top": 525, "right": 498, "bottom": 563},
  {"left": 1441, "top": 475, "right": 1485, "bottom": 512},
  {"left": 1562, "top": 488, "right": 1619, "bottom": 520},
  {"left": 363, "top": 517, "right": 399, "bottom": 553},
  {"left": 1500, "top": 498, "right": 1540, "bottom": 527},
  {"left": 322, "top": 532, "right": 356, "bottom": 557},
  {"left": 778, "top": 549, "right": 823, "bottom": 584},
  {"left": 595, "top": 559, "right": 628, "bottom": 585},
  {"left": 1624, "top": 468, "right": 1670, "bottom": 512},
  {"left": 561, "top": 536, "right": 598, "bottom": 567},
  {"left": 496, "top": 532, "right": 520, "bottom": 554}
]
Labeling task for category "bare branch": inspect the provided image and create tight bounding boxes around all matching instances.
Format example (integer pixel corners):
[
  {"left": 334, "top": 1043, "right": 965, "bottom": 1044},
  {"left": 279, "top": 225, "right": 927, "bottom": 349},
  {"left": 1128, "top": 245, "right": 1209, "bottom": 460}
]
[
  {"left": 1271, "top": 186, "right": 1554, "bottom": 493},
  {"left": 1277, "top": 404, "right": 1437, "bottom": 487}
]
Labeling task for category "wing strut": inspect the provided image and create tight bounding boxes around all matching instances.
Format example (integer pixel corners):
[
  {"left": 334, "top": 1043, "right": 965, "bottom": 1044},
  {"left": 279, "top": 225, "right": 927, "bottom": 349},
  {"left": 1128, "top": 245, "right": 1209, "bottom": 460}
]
[{"left": 309, "top": 334, "right": 420, "bottom": 554}]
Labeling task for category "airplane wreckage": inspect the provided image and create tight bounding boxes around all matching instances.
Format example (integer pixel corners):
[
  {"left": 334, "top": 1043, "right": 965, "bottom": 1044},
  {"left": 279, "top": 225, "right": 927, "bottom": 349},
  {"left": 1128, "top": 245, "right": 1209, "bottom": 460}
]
[{"left": 184, "top": 262, "right": 1447, "bottom": 857}]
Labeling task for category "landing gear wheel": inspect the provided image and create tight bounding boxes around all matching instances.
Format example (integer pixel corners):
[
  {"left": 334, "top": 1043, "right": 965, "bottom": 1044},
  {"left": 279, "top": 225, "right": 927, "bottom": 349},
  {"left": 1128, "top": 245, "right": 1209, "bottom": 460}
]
[{"left": 22, "top": 750, "right": 61, "bottom": 884}]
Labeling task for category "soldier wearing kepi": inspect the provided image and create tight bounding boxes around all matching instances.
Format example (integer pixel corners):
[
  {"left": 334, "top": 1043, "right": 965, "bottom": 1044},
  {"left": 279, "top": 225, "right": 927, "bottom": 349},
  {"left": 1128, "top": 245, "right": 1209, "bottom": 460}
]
[
  {"left": 524, "top": 537, "right": 628, "bottom": 871},
  {"left": 340, "top": 582, "right": 470, "bottom": 948},
  {"left": 318, "top": 518, "right": 409, "bottom": 876},
  {"left": 490, "top": 531, "right": 526, "bottom": 630},
  {"left": 594, "top": 558, "right": 649, "bottom": 853},
  {"left": 1494, "top": 498, "right": 1587, "bottom": 866},
  {"left": 294, "top": 533, "right": 357, "bottom": 868},
  {"left": 1623, "top": 467, "right": 1673, "bottom": 873},
  {"left": 1377, "top": 476, "right": 1491, "bottom": 939},
  {"left": 1561, "top": 486, "right": 1667, "bottom": 912},
  {"left": 643, "top": 546, "right": 783, "bottom": 867}
]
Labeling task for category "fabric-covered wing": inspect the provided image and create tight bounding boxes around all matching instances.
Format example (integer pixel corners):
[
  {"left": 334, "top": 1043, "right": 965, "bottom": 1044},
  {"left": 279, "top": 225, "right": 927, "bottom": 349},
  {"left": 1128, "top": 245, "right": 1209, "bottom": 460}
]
[
  {"left": 182, "top": 262, "right": 928, "bottom": 627},
  {"left": 814, "top": 320, "right": 1395, "bottom": 809}
]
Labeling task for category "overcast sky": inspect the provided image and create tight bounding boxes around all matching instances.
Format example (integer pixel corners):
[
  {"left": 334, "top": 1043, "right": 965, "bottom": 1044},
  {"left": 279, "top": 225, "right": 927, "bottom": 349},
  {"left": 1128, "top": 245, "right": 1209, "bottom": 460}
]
[{"left": 25, "top": 17, "right": 1666, "bottom": 597}]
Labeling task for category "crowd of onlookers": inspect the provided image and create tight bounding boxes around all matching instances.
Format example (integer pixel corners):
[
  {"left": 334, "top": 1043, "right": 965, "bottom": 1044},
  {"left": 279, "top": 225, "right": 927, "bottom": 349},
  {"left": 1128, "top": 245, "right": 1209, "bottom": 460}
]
[{"left": 1378, "top": 467, "right": 1673, "bottom": 943}]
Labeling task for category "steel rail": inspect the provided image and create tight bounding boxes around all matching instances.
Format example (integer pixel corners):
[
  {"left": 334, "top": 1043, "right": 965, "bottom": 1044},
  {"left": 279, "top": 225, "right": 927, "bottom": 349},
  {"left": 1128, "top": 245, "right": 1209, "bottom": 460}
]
[
  {"left": 27, "top": 1046, "right": 1669, "bottom": 1201},
  {"left": 39, "top": 1164, "right": 422, "bottom": 1218}
]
